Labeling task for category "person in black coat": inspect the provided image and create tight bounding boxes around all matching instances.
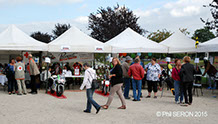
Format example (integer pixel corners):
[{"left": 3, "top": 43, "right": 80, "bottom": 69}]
[
  {"left": 102, "top": 57, "right": 126, "bottom": 110},
  {"left": 180, "top": 56, "right": 196, "bottom": 105}
]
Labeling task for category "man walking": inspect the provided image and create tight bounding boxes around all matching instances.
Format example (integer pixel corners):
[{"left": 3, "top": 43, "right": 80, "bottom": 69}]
[
  {"left": 128, "top": 58, "right": 144, "bottom": 101},
  {"left": 80, "top": 63, "right": 101, "bottom": 114},
  {"left": 122, "top": 56, "right": 132, "bottom": 99},
  {"left": 28, "top": 54, "right": 40, "bottom": 94}
]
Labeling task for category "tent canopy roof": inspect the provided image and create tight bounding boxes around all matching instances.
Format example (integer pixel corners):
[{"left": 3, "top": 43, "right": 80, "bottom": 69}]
[
  {"left": 106, "top": 28, "right": 168, "bottom": 53},
  {"left": 48, "top": 26, "right": 111, "bottom": 53},
  {"left": 160, "top": 31, "right": 197, "bottom": 53},
  {"left": 201, "top": 37, "right": 218, "bottom": 45},
  {"left": 198, "top": 37, "right": 218, "bottom": 52},
  {"left": 0, "top": 25, "right": 47, "bottom": 51}
]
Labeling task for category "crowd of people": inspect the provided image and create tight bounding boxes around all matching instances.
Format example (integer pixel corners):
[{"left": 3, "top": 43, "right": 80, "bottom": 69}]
[
  {"left": 1, "top": 54, "right": 40, "bottom": 95},
  {"left": 79, "top": 55, "right": 217, "bottom": 114},
  {"left": 0, "top": 53, "right": 217, "bottom": 114}
]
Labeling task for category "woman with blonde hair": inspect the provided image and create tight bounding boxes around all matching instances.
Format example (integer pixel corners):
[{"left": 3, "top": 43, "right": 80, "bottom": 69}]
[
  {"left": 102, "top": 57, "right": 126, "bottom": 109},
  {"left": 180, "top": 56, "right": 195, "bottom": 105}
]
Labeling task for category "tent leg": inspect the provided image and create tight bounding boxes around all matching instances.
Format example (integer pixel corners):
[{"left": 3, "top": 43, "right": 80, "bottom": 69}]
[
  {"left": 93, "top": 53, "right": 95, "bottom": 69},
  {"left": 45, "top": 52, "right": 49, "bottom": 94},
  {"left": 39, "top": 51, "right": 42, "bottom": 73}
]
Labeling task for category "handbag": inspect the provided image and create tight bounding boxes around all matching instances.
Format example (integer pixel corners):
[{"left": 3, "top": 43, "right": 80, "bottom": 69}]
[{"left": 87, "top": 70, "right": 99, "bottom": 90}]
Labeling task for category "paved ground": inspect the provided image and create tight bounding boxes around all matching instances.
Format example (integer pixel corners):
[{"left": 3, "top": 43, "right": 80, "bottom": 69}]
[{"left": 0, "top": 87, "right": 218, "bottom": 124}]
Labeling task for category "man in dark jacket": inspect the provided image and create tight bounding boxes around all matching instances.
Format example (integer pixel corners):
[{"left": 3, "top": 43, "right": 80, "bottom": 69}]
[
  {"left": 180, "top": 56, "right": 196, "bottom": 105},
  {"left": 202, "top": 57, "right": 217, "bottom": 89}
]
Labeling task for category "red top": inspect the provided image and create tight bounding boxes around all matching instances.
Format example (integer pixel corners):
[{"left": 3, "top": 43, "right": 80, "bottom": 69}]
[
  {"left": 128, "top": 63, "right": 144, "bottom": 80},
  {"left": 172, "top": 67, "right": 181, "bottom": 81}
]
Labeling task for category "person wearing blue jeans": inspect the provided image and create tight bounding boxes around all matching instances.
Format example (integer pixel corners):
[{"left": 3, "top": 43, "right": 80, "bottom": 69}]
[
  {"left": 86, "top": 88, "right": 101, "bottom": 113},
  {"left": 174, "top": 81, "right": 183, "bottom": 103},
  {"left": 123, "top": 78, "right": 131, "bottom": 99},
  {"left": 128, "top": 58, "right": 144, "bottom": 101},
  {"left": 132, "top": 79, "right": 142, "bottom": 101},
  {"left": 121, "top": 56, "right": 132, "bottom": 99},
  {"left": 207, "top": 75, "right": 217, "bottom": 89},
  {"left": 80, "top": 63, "right": 101, "bottom": 114},
  {"left": 172, "top": 59, "right": 183, "bottom": 104}
]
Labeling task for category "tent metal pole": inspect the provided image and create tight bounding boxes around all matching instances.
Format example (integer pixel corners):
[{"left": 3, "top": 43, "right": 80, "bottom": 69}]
[
  {"left": 45, "top": 52, "right": 49, "bottom": 94},
  {"left": 166, "top": 53, "right": 169, "bottom": 78},
  {"left": 93, "top": 53, "right": 95, "bottom": 69}
]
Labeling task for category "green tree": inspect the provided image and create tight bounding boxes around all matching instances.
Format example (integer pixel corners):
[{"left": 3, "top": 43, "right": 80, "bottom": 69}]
[
  {"left": 30, "top": 31, "right": 52, "bottom": 43},
  {"left": 88, "top": 4, "right": 145, "bottom": 43},
  {"left": 52, "top": 23, "right": 71, "bottom": 39},
  {"left": 192, "top": 27, "right": 215, "bottom": 43},
  {"left": 201, "top": 0, "right": 218, "bottom": 36},
  {"left": 147, "top": 29, "right": 172, "bottom": 43}
]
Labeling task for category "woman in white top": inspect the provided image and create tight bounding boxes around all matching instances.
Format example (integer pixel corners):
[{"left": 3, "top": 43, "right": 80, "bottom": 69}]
[
  {"left": 80, "top": 63, "right": 101, "bottom": 114},
  {"left": 62, "top": 65, "right": 72, "bottom": 77}
]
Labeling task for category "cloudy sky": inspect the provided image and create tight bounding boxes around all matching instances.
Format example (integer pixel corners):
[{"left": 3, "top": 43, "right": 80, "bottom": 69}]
[{"left": 0, "top": 0, "right": 212, "bottom": 36}]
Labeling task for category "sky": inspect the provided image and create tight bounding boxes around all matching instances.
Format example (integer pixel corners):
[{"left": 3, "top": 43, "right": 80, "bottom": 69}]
[{"left": 0, "top": 0, "right": 213, "bottom": 36}]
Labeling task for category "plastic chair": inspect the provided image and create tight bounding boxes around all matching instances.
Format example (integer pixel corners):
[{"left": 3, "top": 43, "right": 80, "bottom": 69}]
[{"left": 193, "top": 77, "right": 203, "bottom": 97}]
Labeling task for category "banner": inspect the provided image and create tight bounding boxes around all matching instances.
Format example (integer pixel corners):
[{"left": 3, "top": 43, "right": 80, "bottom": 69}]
[{"left": 52, "top": 53, "right": 94, "bottom": 62}]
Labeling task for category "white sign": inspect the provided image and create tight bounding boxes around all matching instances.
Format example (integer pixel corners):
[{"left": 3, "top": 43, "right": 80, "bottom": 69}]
[
  {"left": 22, "top": 52, "right": 31, "bottom": 64},
  {"left": 105, "top": 81, "right": 110, "bottom": 85},
  {"left": 45, "top": 57, "right": 51, "bottom": 63},
  {"left": 194, "top": 58, "right": 199, "bottom": 63},
  {"left": 61, "top": 45, "right": 71, "bottom": 52},
  {"left": 35, "top": 57, "right": 39, "bottom": 63},
  {"left": 95, "top": 46, "right": 104, "bottom": 52},
  {"left": 166, "top": 57, "right": 171, "bottom": 62}
]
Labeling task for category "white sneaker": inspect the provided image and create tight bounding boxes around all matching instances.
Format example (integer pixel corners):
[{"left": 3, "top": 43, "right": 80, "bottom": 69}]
[{"left": 175, "top": 101, "right": 180, "bottom": 104}]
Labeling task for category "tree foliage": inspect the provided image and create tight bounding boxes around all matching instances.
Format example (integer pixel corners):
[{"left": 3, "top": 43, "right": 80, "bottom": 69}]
[
  {"left": 88, "top": 4, "right": 145, "bottom": 43},
  {"left": 147, "top": 29, "right": 172, "bottom": 43},
  {"left": 192, "top": 27, "right": 215, "bottom": 43},
  {"left": 30, "top": 31, "right": 52, "bottom": 44},
  {"left": 179, "top": 28, "right": 190, "bottom": 36},
  {"left": 52, "top": 23, "right": 71, "bottom": 39},
  {"left": 201, "top": 0, "right": 218, "bottom": 36}
]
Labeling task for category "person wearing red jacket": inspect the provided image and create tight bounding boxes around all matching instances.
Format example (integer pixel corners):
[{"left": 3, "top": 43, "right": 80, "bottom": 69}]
[
  {"left": 128, "top": 58, "right": 144, "bottom": 101},
  {"left": 172, "top": 59, "right": 183, "bottom": 104}
]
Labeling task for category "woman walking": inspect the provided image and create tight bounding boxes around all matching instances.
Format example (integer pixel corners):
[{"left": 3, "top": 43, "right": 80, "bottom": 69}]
[
  {"left": 180, "top": 56, "right": 195, "bottom": 105},
  {"left": 172, "top": 59, "right": 183, "bottom": 104},
  {"left": 145, "top": 58, "right": 161, "bottom": 98},
  {"left": 102, "top": 57, "right": 126, "bottom": 109},
  {"left": 14, "top": 56, "right": 27, "bottom": 95},
  {"left": 80, "top": 63, "right": 101, "bottom": 114}
]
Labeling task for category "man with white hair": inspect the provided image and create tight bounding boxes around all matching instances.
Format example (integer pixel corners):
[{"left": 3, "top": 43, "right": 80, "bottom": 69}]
[
  {"left": 28, "top": 54, "right": 40, "bottom": 94},
  {"left": 121, "top": 56, "right": 132, "bottom": 99}
]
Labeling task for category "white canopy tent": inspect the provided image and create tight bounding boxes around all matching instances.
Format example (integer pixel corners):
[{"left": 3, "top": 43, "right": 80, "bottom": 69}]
[
  {"left": 160, "top": 31, "right": 197, "bottom": 53},
  {"left": 105, "top": 28, "right": 168, "bottom": 53},
  {"left": 197, "top": 37, "right": 218, "bottom": 52},
  {"left": 0, "top": 25, "right": 48, "bottom": 51},
  {"left": 48, "top": 26, "right": 111, "bottom": 53}
]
